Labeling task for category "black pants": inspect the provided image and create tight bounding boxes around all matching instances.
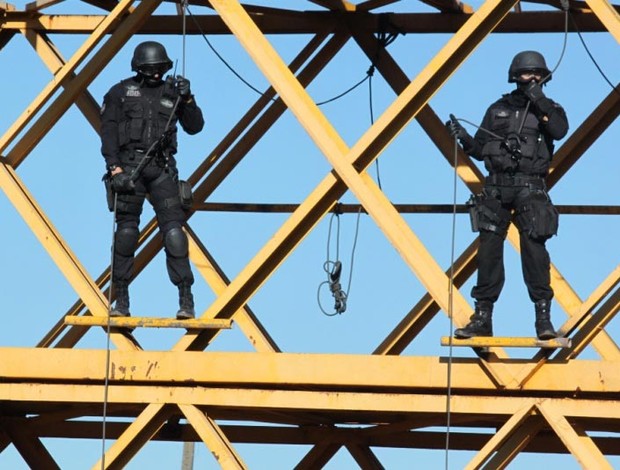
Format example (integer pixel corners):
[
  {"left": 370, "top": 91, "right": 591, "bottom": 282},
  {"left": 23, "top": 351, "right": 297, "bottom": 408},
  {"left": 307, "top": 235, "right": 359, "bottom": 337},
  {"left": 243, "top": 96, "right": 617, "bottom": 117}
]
[
  {"left": 471, "top": 184, "right": 553, "bottom": 303},
  {"left": 113, "top": 161, "right": 193, "bottom": 287}
]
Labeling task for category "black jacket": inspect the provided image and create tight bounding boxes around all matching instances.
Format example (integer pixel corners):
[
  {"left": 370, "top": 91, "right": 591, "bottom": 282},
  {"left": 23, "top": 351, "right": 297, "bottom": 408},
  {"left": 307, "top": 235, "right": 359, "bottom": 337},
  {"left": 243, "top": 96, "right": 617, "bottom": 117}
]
[
  {"left": 464, "top": 89, "right": 568, "bottom": 176},
  {"left": 100, "top": 75, "right": 204, "bottom": 169}
]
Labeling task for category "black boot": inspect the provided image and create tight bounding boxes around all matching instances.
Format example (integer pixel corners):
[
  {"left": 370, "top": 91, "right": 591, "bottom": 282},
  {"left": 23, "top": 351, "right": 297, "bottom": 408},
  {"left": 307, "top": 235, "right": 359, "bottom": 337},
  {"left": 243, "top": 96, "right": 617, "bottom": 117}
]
[
  {"left": 110, "top": 282, "right": 131, "bottom": 317},
  {"left": 454, "top": 301, "right": 493, "bottom": 338},
  {"left": 535, "top": 299, "right": 556, "bottom": 340},
  {"left": 176, "top": 284, "right": 195, "bottom": 320}
]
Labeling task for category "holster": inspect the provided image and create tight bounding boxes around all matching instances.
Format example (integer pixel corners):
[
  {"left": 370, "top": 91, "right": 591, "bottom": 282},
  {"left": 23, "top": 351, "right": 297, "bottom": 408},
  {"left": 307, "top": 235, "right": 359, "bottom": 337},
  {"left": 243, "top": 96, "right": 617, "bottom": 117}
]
[
  {"left": 102, "top": 173, "right": 114, "bottom": 212},
  {"left": 466, "top": 194, "right": 481, "bottom": 232},
  {"left": 178, "top": 180, "right": 193, "bottom": 211}
]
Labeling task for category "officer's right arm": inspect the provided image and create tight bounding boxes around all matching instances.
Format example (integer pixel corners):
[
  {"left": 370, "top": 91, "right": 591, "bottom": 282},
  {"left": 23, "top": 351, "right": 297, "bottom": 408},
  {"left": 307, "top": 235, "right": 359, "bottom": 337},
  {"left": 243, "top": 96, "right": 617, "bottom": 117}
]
[{"left": 100, "top": 87, "right": 122, "bottom": 170}]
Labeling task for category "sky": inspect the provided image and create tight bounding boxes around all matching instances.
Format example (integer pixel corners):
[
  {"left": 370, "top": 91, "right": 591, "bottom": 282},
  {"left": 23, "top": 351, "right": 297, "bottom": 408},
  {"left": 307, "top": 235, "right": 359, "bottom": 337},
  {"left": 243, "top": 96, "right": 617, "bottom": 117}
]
[{"left": 0, "top": 0, "right": 619, "bottom": 468}]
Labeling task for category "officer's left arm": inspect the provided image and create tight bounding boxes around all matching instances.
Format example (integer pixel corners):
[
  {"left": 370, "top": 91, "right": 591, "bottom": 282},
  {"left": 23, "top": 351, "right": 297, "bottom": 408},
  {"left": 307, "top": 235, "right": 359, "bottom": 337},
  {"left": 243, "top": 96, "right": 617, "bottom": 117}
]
[
  {"left": 538, "top": 101, "right": 568, "bottom": 141},
  {"left": 523, "top": 82, "right": 568, "bottom": 140},
  {"left": 177, "top": 98, "right": 204, "bottom": 135}
]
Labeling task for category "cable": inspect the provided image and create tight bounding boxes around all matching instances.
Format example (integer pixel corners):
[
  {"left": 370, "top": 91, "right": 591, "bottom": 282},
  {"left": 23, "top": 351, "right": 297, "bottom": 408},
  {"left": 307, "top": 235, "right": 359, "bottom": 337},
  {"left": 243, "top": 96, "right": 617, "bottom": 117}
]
[
  {"left": 444, "top": 135, "right": 460, "bottom": 470},
  {"left": 569, "top": 12, "right": 620, "bottom": 95},
  {"left": 181, "top": 0, "right": 187, "bottom": 77},
  {"left": 100, "top": 192, "right": 118, "bottom": 470},
  {"left": 316, "top": 207, "right": 362, "bottom": 317},
  {"left": 185, "top": 5, "right": 375, "bottom": 107}
]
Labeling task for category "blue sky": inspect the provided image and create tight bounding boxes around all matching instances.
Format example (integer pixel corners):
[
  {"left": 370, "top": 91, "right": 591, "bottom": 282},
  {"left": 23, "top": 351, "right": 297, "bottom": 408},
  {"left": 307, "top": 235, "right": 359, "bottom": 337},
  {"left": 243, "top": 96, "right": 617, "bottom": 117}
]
[{"left": 0, "top": 0, "right": 619, "bottom": 468}]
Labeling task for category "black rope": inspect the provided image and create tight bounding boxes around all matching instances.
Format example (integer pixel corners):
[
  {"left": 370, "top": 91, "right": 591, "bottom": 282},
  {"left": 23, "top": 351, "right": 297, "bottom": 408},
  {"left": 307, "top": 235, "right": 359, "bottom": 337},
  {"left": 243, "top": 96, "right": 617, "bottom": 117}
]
[
  {"left": 187, "top": 5, "right": 377, "bottom": 108},
  {"left": 569, "top": 12, "right": 620, "bottom": 95}
]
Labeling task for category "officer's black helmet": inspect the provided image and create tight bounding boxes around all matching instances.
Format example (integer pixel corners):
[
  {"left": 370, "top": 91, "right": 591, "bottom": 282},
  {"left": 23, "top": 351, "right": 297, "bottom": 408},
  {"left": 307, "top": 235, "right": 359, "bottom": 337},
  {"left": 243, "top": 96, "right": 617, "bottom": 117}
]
[
  {"left": 508, "top": 50, "right": 551, "bottom": 83},
  {"left": 131, "top": 41, "right": 172, "bottom": 73}
]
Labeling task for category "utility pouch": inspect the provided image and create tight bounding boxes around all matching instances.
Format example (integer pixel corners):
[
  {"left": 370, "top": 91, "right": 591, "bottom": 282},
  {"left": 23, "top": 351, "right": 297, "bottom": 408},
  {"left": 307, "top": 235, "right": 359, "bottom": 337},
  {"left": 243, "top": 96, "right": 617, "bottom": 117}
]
[
  {"left": 516, "top": 191, "right": 559, "bottom": 240},
  {"left": 102, "top": 173, "right": 114, "bottom": 212},
  {"left": 178, "top": 180, "right": 193, "bottom": 211}
]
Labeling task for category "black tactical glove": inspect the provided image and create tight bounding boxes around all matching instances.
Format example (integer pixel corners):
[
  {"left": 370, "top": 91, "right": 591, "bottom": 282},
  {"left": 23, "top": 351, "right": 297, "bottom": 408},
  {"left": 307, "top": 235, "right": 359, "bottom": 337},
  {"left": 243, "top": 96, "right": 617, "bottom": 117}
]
[
  {"left": 111, "top": 172, "right": 135, "bottom": 193},
  {"left": 523, "top": 81, "right": 554, "bottom": 116},
  {"left": 446, "top": 114, "right": 474, "bottom": 148},
  {"left": 523, "top": 81, "right": 546, "bottom": 104},
  {"left": 175, "top": 76, "right": 191, "bottom": 99}
]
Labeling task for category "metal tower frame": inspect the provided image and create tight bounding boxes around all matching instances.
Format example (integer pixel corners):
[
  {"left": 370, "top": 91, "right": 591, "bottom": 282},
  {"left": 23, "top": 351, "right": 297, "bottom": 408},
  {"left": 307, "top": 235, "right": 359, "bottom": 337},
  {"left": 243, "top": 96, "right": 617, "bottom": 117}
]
[{"left": 0, "top": 0, "right": 619, "bottom": 468}]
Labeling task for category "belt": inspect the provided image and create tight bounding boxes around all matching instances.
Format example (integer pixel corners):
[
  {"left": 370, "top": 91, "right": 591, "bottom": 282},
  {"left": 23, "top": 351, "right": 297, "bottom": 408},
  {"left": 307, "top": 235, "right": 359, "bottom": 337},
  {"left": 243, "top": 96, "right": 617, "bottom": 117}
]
[{"left": 486, "top": 173, "right": 546, "bottom": 188}]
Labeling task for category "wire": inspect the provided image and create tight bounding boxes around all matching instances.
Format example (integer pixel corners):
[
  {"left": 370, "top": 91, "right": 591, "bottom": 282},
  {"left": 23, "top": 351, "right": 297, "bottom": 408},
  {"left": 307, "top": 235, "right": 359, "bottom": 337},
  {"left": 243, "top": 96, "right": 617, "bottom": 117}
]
[
  {"left": 569, "top": 12, "right": 620, "bottom": 95},
  {"left": 100, "top": 192, "right": 118, "bottom": 470},
  {"left": 185, "top": 5, "right": 375, "bottom": 107},
  {"left": 444, "top": 135, "right": 460, "bottom": 470},
  {"left": 181, "top": 0, "right": 187, "bottom": 77}
]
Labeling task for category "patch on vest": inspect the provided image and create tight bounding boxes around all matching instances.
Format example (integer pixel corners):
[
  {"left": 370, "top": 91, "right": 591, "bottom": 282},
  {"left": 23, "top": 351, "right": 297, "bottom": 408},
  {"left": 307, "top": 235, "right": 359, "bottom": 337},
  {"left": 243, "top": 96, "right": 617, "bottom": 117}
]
[
  {"left": 125, "top": 85, "right": 141, "bottom": 97},
  {"left": 495, "top": 110, "right": 510, "bottom": 118},
  {"left": 161, "top": 98, "right": 174, "bottom": 108}
]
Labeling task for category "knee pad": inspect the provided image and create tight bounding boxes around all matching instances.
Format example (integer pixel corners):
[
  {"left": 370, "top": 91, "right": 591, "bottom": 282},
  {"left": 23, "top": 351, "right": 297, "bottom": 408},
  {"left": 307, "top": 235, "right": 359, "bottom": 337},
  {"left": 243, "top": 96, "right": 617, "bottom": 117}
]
[
  {"left": 115, "top": 224, "right": 139, "bottom": 257},
  {"left": 164, "top": 227, "right": 188, "bottom": 258}
]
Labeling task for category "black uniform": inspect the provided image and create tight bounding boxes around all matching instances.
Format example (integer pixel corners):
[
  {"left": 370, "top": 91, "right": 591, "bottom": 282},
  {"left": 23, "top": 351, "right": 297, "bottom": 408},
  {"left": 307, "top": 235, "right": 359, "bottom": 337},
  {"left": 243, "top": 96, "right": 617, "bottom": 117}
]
[
  {"left": 463, "top": 90, "right": 568, "bottom": 303},
  {"left": 101, "top": 75, "right": 204, "bottom": 288}
]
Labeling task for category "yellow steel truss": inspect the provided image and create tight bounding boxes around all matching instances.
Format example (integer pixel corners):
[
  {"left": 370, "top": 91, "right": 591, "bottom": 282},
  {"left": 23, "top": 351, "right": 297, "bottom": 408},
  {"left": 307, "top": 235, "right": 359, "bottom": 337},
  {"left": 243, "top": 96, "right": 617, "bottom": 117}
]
[{"left": 0, "top": 0, "right": 619, "bottom": 468}]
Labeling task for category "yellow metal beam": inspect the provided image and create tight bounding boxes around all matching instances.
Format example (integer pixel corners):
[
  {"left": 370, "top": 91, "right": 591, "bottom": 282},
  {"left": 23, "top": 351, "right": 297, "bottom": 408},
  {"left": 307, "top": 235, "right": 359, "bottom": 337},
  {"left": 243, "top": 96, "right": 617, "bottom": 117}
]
[
  {"left": 186, "top": 227, "right": 279, "bottom": 352},
  {"left": 4, "top": 423, "right": 61, "bottom": 470},
  {"left": 93, "top": 404, "right": 174, "bottom": 470},
  {"left": 441, "top": 336, "right": 571, "bottom": 348},
  {"left": 3, "top": 348, "right": 620, "bottom": 393},
  {"left": 20, "top": 28, "right": 101, "bottom": 133},
  {"left": 480, "top": 416, "right": 546, "bottom": 470},
  {"left": 585, "top": 0, "right": 620, "bottom": 43},
  {"left": 179, "top": 404, "right": 247, "bottom": 469},
  {"left": 5, "top": 0, "right": 161, "bottom": 167},
  {"left": 464, "top": 402, "right": 536, "bottom": 470},
  {"left": 0, "top": 0, "right": 137, "bottom": 157},
  {"left": 537, "top": 401, "right": 614, "bottom": 470},
  {"left": 205, "top": 0, "right": 519, "bottom": 385},
  {"left": 0, "top": 163, "right": 136, "bottom": 350},
  {"left": 64, "top": 315, "right": 232, "bottom": 330}
]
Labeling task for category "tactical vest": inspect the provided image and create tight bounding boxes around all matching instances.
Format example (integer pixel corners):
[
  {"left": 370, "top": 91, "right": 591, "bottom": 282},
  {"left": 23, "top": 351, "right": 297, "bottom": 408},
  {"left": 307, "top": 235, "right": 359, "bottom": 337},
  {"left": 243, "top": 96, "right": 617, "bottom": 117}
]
[
  {"left": 117, "top": 77, "right": 179, "bottom": 156},
  {"left": 481, "top": 98, "right": 552, "bottom": 175}
]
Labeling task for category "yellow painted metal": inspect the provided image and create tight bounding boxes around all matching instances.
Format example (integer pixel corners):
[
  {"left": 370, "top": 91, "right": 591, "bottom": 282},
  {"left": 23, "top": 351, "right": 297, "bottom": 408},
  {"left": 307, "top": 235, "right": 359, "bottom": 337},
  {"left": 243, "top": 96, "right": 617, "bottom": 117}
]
[
  {"left": 464, "top": 402, "right": 536, "bottom": 470},
  {"left": 5, "top": 0, "right": 160, "bottom": 166},
  {"left": 0, "top": 1, "right": 619, "bottom": 468},
  {"left": 64, "top": 316, "right": 232, "bottom": 330},
  {"left": 206, "top": 0, "right": 516, "bottom": 336},
  {"left": 179, "top": 404, "right": 247, "bottom": 469},
  {"left": 0, "top": 0, "right": 137, "bottom": 156},
  {"left": 92, "top": 404, "right": 174, "bottom": 470},
  {"left": 0, "top": 164, "right": 136, "bottom": 350},
  {"left": 4, "top": 348, "right": 620, "bottom": 393},
  {"left": 20, "top": 28, "right": 101, "bottom": 133},
  {"left": 25, "top": 0, "right": 63, "bottom": 11},
  {"left": 585, "top": 0, "right": 620, "bottom": 44},
  {"left": 537, "top": 401, "right": 614, "bottom": 470},
  {"left": 187, "top": 229, "right": 279, "bottom": 352},
  {"left": 480, "top": 417, "right": 546, "bottom": 470},
  {"left": 441, "top": 336, "right": 572, "bottom": 349}
]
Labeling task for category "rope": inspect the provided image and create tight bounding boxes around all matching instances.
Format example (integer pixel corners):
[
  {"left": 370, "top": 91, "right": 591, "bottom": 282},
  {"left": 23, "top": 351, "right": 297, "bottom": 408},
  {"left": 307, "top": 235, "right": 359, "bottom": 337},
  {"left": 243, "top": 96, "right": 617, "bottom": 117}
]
[
  {"left": 443, "top": 135, "right": 459, "bottom": 469},
  {"left": 100, "top": 192, "right": 118, "bottom": 469},
  {"left": 569, "top": 12, "right": 620, "bottom": 95},
  {"left": 185, "top": 5, "right": 375, "bottom": 107}
]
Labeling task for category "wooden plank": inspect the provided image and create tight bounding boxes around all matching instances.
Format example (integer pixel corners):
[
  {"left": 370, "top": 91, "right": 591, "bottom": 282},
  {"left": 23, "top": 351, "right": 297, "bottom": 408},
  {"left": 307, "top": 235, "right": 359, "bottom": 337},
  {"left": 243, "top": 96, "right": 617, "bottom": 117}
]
[
  {"left": 441, "top": 336, "right": 571, "bottom": 348},
  {"left": 65, "top": 316, "right": 232, "bottom": 330}
]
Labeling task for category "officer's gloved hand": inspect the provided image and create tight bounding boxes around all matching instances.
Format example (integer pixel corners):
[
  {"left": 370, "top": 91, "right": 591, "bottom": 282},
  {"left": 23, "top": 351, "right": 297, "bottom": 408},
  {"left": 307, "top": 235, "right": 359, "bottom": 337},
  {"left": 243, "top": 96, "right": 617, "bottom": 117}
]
[
  {"left": 175, "top": 76, "right": 191, "bottom": 99},
  {"left": 523, "top": 81, "right": 546, "bottom": 104},
  {"left": 446, "top": 114, "right": 474, "bottom": 148},
  {"left": 523, "top": 81, "right": 555, "bottom": 116},
  {"left": 111, "top": 172, "right": 135, "bottom": 193}
]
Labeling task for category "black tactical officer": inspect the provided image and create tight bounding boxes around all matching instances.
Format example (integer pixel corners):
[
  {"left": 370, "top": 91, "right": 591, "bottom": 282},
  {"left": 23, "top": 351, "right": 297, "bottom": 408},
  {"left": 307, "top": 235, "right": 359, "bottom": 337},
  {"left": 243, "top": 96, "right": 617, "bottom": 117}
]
[
  {"left": 447, "top": 50, "right": 568, "bottom": 340},
  {"left": 100, "top": 41, "right": 204, "bottom": 319}
]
